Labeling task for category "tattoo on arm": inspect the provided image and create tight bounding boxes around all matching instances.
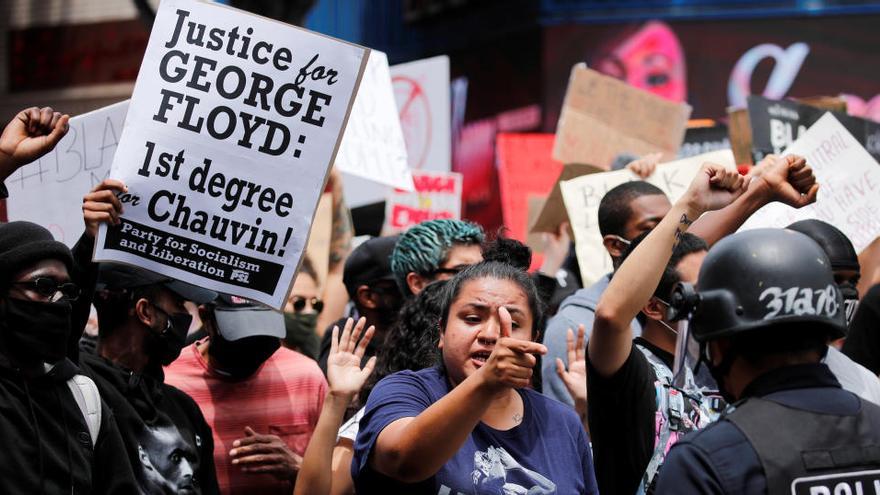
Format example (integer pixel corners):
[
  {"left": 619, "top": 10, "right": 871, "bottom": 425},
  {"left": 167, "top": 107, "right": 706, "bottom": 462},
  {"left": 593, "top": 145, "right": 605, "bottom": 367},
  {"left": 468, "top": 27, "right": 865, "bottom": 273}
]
[{"left": 673, "top": 213, "right": 693, "bottom": 248}]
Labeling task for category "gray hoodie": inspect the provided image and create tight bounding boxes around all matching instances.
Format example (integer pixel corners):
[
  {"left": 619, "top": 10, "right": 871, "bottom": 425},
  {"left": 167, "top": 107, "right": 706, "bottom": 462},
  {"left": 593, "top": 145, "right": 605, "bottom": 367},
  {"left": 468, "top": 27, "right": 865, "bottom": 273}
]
[{"left": 541, "top": 274, "right": 643, "bottom": 405}]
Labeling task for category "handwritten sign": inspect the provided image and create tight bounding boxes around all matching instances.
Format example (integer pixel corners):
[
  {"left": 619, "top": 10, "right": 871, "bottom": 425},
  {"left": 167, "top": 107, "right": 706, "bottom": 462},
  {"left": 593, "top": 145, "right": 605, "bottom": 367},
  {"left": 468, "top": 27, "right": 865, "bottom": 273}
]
[
  {"left": 390, "top": 55, "right": 451, "bottom": 172},
  {"left": 383, "top": 170, "right": 462, "bottom": 234},
  {"left": 334, "top": 50, "right": 413, "bottom": 191},
  {"left": 552, "top": 65, "right": 691, "bottom": 169},
  {"left": 6, "top": 101, "right": 129, "bottom": 246},
  {"left": 94, "top": 0, "right": 369, "bottom": 311},
  {"left": 740, "top": 113, "right": 880, "bottom": 252},
  {"left": 561, "top": 149, "right": 735, "bottom": 286},
  {"left": 496, "top": 133, "right": 563, "bottom": 244}
]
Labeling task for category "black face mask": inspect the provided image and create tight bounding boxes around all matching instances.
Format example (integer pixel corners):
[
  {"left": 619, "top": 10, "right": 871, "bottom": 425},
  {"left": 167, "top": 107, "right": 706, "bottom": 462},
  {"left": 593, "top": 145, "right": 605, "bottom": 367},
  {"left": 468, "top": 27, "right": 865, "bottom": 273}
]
[
  {"left": 147, "top": 304, "right": 193, "bottom": 366},
  {"left": 839, "top": 282, "right": 860, "bottom": 326},
  {"left": 703, "top": 344, "right": 738, "bottom": 405},
  {"left": 0, "top": 297, "right": 72, "bottom": 365},
  {"left": 208, "top": 334, "right": 279, "bottom": 379}
]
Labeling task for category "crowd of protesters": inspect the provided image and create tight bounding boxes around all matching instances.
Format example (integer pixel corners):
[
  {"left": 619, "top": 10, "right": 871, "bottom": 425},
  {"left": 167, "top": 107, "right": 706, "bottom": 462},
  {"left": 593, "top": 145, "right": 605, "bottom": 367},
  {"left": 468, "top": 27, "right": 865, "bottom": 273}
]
[{"left": 2, "top": 102, "right": 880, "bottom": 495}]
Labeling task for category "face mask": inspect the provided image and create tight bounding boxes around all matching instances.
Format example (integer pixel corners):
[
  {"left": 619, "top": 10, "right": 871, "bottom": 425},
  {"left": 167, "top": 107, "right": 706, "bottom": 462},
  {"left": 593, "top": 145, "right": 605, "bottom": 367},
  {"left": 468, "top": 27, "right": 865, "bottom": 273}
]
[
  {"left": 208, "top": 334, "right": 279, "bottom": 379},
  {"left": 653, "top": 297, "right": 679, "bottom": 335},
  {"left": 703, "top": 344, "right": 737, "bottom": 404},
  {"left": 284, "top": 312, "right": 317, "bottom": 343},
  {"left": 147, "top": 304, "right": 193, "bottom": 366},
  {"left": 839, "top": 282, "right": 860, "bottom": 326},
  {"left": 0, "top": 297, "right": 71, "bottom": 364}
]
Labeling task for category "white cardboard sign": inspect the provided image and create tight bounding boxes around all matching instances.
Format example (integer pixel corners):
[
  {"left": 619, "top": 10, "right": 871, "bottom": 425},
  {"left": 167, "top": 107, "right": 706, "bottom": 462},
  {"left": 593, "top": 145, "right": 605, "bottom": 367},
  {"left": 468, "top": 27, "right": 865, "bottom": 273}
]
[
  {"left": 334, "top": 50, "right": 413, "bottom": 191},
  {"left": 561, "top": 149, "right": 735, "bottom": 286},
  {"left": 6, "top": 101, "right": 129, "bottom": 246},
  {"left": 740, "top": 113, "right": 880, "bottom": 251},
  {"left": 93, "top": 0, "right": 369, "bottom": 310}
]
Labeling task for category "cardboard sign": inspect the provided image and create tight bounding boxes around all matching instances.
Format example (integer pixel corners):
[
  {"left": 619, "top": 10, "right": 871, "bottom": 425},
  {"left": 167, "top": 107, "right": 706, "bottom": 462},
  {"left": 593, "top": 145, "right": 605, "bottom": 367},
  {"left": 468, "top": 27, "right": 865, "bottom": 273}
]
[
  {"left": 6, "top": 101, "right": 129, "bottom": 246},
  {"left": 679, "top": 124, "right": 731, "bottom": 159},
  {"left": 740, "top": 113, "right": 880, "bottom": 252},
  {"left": 390, "top": 55, "right": 451, "bottom": 172},
  {"left": 552, "top": 65, "right": 691, "bottom": 169},
  {"left": 495, "top": 133, "right": 563, "bottom": 244},
  {"left": 334, "top": 50, "right": 413, "bottom": 191},
  {"left": 93, "top": 0, "right": 369, "bottom": 311},
  {"left": 748, "top": 95, "right": 880, "bottom": 163},
  {"left": 561, "top": 149, "right": 736, "bottom": 286},
  {"left": 727, "top": 107, "right": 753, "bottom": 166},
  {"left": 530, "top": 163, "right": 602, "bottom": 234},
  {"left": 383, "top": 171, "right": 462, "bottom": 234}
]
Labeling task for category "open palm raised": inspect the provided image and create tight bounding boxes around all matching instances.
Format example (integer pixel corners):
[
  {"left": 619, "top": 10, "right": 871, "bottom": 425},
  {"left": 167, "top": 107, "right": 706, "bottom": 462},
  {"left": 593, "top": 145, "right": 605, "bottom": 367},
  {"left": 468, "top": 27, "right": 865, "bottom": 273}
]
[{"left": 327, "top": 317, "right": 377, "bottom": 398}]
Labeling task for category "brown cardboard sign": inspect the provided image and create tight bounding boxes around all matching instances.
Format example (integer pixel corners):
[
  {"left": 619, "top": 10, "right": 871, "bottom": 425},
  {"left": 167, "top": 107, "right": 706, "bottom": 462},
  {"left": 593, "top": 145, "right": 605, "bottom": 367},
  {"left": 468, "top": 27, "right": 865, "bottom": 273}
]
[
  {"left": 552, "top": 65, "right": 692, "bottom": 169},
  {"left": 530, "top": 163, "right": 602, "bottom": 234}
]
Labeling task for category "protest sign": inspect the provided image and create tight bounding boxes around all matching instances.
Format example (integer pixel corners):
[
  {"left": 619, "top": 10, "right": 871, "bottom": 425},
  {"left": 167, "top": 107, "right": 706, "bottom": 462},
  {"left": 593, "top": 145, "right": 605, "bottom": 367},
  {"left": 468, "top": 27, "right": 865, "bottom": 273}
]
[
  {"left": 678, "top": 123, "right": 731, "bottom": 159},
  {"left": 334, "top": 50, "right": 413, "bottom": 191},
  {"left": 747, "top": 95, "right": 879, "bottom": 162},
  {"left": 390, "top": 55, "right": 451, "bottom": 172},
  {"left": 342, "top": 55, "right": 452, "bottom": 209},
  {"left": 552, "top": 65, "right": 691, "bottom": 169},
  {"left": 530, "top": 163, "right": 602, "bottom": 234},
  {"left": 93, "top": 0, "right": 369, "bottom": 310},
  {"left": 6, "top": 100, "right": 129, "bottom": 246},
  {"left": 495, "top": 133, "right": 563, "bottom": 244},
  {"left": 740, "top": 113, "right": 880, "bottom": 252},
  {"left": 383, "top": 170, "right": 462, "bottom": 234},
  {"left": 561, "top": 149, "right": 735, "bottom": 286}
]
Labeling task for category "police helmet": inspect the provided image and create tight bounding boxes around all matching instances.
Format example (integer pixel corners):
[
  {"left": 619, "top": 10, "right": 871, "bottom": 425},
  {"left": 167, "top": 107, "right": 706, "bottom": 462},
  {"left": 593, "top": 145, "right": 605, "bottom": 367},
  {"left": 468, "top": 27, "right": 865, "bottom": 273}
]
[
  {"left": 786, "top": 219, "right": 859, "bottom": 272},
  {"left": 669, "top": 229, "right": 846, "bottom": 343}
]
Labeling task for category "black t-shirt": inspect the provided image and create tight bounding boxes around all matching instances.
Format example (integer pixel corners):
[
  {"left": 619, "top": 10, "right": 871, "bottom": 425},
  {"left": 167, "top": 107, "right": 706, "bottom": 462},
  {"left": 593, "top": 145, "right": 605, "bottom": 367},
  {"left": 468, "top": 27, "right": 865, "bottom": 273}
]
[
  {"left": 842, "top": 283, "right": 880, "bottom": 375},
  {"left": 586, "top": 337, "right": 673, "bottom": 495},
  {"left": 80, "top": 353, "right": 219, "bottom": 494}
]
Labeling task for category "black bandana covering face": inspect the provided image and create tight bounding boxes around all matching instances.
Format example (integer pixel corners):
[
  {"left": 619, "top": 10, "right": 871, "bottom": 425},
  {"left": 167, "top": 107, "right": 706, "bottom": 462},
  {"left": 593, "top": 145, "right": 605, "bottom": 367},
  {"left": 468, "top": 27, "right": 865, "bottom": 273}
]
[{"left": 0, "top": 297, "right": 72, "bottom": 364}]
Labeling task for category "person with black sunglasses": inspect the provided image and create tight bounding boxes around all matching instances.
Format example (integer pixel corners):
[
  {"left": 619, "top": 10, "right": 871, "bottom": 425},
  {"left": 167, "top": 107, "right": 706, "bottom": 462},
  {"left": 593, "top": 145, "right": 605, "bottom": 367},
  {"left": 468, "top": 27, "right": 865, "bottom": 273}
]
[{"left": 0, "top": 220, "right": 138, "bottom": 494}]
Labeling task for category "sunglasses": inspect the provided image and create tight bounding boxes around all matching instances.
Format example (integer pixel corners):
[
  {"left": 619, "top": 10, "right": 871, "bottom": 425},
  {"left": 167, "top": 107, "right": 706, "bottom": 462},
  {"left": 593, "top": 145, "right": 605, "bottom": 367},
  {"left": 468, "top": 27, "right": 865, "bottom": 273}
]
[
  {"left": 12, "top": 277, "right": 81, "bottom": 302},
  {"left": 290, "top": 296, "right": 323, "bottom": 314}
]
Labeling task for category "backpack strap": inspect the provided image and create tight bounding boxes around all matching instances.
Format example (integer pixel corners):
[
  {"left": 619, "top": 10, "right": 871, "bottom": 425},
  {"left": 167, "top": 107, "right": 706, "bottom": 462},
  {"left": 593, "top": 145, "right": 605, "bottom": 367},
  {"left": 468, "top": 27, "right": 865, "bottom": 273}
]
[{"left": 66, "top": 374, "right": 102, "bottom": 447}]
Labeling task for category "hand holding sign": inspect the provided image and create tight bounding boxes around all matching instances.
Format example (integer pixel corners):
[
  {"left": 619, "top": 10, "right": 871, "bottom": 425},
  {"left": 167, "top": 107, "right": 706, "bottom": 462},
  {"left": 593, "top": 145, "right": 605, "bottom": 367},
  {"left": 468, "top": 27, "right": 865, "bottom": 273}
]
[
  {"left": 82, "top": 179, "right": 128, "bottom": 238},
  {"left": 0, "top": 107, "right": 70, "bottom": 179},
  {"left": 478, "top": 307, "right": 547, "bottom": 391},
  {"left": 625, "top": 152, "right": 663, "bottom": 179}
]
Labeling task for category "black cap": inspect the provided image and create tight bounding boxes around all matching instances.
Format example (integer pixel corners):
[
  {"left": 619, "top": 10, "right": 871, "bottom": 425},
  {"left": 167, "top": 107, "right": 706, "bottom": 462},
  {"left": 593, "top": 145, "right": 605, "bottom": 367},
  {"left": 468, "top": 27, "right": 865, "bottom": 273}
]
[
  {"left": 343, "top": 235, "right": 399, "bottom": 299},
  {"left": 210, "top": 294, "right": 285, "bottom": 341},
  {"left": 787, "top": 219, "right": 860, "bottom": 272},
  {"left": 0, "top": 221, "right": 72, "bottom": 283},
  {"left": 97, "top": 263, "right": 218, "bottom": 304}
]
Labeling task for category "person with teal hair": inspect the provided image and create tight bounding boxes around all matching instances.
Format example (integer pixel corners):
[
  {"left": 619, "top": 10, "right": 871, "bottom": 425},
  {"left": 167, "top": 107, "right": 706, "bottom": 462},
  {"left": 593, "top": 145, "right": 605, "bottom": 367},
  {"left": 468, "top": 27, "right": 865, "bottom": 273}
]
[{"left": 390, "top": 219, "right": 484, "bottom": 296}]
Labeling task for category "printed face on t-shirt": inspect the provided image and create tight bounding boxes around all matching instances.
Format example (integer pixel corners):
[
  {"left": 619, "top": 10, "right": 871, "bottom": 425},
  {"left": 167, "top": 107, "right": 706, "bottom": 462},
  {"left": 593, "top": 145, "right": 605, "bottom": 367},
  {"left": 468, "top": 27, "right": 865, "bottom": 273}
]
[{"left": 439, "top": 277, "right": 533, "bottom": 387}]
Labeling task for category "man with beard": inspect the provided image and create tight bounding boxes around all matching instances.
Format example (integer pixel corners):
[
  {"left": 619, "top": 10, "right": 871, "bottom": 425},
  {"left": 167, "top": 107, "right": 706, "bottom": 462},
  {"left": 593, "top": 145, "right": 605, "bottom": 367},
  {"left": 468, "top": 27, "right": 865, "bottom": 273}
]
[
  {"left": 165, "top": 294, "right": 327, "bottom": 494},
  {"left": 81, "top": 264, "right": 220, "bottom": 494}
]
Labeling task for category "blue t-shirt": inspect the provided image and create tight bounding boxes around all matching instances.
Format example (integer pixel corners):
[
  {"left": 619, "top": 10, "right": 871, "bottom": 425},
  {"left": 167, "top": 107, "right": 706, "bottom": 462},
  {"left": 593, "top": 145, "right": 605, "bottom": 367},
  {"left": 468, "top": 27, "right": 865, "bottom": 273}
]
[{"left": 352, "top": 367, "right": 598, "bottom": 495}]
